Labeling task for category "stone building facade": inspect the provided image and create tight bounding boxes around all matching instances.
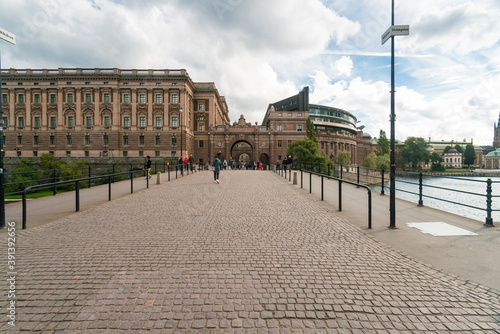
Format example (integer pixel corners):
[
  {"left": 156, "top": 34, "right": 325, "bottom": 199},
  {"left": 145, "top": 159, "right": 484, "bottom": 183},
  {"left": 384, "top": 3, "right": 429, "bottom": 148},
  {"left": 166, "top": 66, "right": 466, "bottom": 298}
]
[{"left": 1, "top": 68, "right": 371, "bottom": 167}]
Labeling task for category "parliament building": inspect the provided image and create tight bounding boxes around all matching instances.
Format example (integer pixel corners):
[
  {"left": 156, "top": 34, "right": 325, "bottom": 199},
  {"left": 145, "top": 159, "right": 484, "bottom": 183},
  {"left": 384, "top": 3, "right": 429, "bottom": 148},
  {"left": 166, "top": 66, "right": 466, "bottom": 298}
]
[{"left": 1, "top": 68, "right": 371, "bottom": 167}]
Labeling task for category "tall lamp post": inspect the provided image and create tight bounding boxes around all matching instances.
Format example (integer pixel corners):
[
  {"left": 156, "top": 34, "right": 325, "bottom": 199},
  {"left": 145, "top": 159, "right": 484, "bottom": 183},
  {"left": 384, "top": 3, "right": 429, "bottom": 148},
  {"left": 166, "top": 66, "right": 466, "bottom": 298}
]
[
  {"left": 179, "top": 107, "right": 183, "bottom": 160},
  {"left": 381, "top": 1, "right": 409, "bottom": 229},
  {"left": 0, "top": 27, "right": 16, "bottom": 229}
]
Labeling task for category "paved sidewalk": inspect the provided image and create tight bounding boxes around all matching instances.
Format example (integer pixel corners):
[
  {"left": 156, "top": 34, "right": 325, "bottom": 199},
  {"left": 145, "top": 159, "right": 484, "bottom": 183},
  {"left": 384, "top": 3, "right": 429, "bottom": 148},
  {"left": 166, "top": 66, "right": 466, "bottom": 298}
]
[{"left": 1, "top": 170, "right": 500, "bottom": 332}]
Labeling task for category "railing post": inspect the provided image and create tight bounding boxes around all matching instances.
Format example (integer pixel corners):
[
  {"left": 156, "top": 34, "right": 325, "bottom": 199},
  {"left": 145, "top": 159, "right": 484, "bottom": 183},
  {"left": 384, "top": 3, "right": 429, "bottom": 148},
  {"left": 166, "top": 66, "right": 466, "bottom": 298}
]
[
  {"left": 357, "top": 166, "right": 360, "bottom": 186},
  {"left": 368, "top": 189, "right": 372, "bottom": 229},
  {"left": 340, "top": 165, "right": 343, "bottom": 180},
  {"left": 176, "top": 166, "right": 178, "bottom": 179},
  {"left": 146, "top": 172, "right": 149, "bottom": 188},
  {"left": 22, "top": 189, "right": 27, "bottom": 229},
  {"left": 88, "top": 166, "right": 92, "bottom": 188},
  {"left": 381, "top": 169, "right": 385, "bottom": 195},
  {"left": 485, "top": 178, "right": 494, "bottom": 227},
  {"left": 108, "top": 175, "right": 112, "bottom": 201},
  {"left": 130, "top": 170, "right": 134, "bottom": 194},
  {"left": 301, "top": 169, "right": 303, "bottom": 189},
  {"left": 338, "top": 179, "right": 342, "bottom": 211},
  {"left": 328, "top": 163, "right": 331, "bottom": 176},
  {"left": 418, "top": 172, "right": 424, "bottom": 207},
  {"left": 53, "top": 169, "right": 57, "bottom": 195},
  {"left": 309, "top": 172, "right": 312, "bottom": 194},
  {"left": 76, "top": 180, "right": 80, "bottom": 212},
  {"left": 168, "top": 165, "right": 171, "bottom": 181},
  {"left": 321, "top": 175, "right": 324, "bottom": 201},
  {"left": 112, "top": 165, "right": 115, "bottom": 183}
]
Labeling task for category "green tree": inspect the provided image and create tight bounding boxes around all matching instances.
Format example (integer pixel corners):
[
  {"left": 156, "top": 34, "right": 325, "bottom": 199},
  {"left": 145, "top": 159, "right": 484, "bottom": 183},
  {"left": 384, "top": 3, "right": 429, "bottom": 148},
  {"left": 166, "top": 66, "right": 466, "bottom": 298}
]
[
  {"left": 443, "top": 146, "right": 453, "bottom": 154},
  {"left": 430, "top": 152, "right": 445, "bottom": 172},
  {"left": 400, "top": 137, "right": 431, "bottom": 169},
  {"left": 305, "top": 117, "right": 316, "bottom": 143},
  {"left": 287, "top": 139, "right": 319, "bottom": 162},
  {"left": 39, "top": 153, "right": 63, "bottom": 170},
  {"left": 362, "top": 152, "right": 377, "bottom": 169},
  {"left": 5, "top": 160, "right": 41, "bottom": 194},
  {"left": 454, "top": 144, "right": 464, "bottom": 154},
  {"left": 335, "top": 151, "right": 351, "bottom": 167},
  {"left": 463, "top": 144, "right": 476, "bottom": 167},
  {"left": 376, "top": 130, "right": 390, "bottom": 156},
  {"left": 375, "top": 154, "right": 390, "bottom": 170}
]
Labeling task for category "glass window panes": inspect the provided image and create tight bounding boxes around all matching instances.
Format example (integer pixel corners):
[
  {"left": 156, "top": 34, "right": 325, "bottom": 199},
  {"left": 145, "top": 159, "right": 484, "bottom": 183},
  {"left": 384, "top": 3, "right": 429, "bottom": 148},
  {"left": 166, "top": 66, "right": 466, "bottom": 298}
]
[
  {"left": 124, "top": 94, "right": 130, "bottom": 104},
  {"left": 68, "top": 116, "right": 74, "bottom": 127},
  {"left": 50, "top": 117, "right": 56, "bottom": 128},
  {"left": 33, "top": 136, "right": 39, "bottom": 145},
  {"left": 172, "top": 94, "right": 178, "bottom": 104},
  {"left": 18, "top": 117, "right": 24, "bottom": 128},
  {"left": 2, "top": 94, "right": 7, "bottom": 104},
  {"left": 199, "top": 124, "right": 204, "bottom": 132},
  {"left": 104, "top": 93, "right": 110, "bottom": 103},
  {"left": 139, "top": 135, "right": 145, "bottom": 145},
  {"left": 50, "top": 136, "right": 55, "bottom": 145},
  {"left": 18, "top": 94, "right": 24, "bottom": 104},
  {"left": 67, "top": 93, "right": 73, "bottom": 103},
  {"left": 2, "top": 117, "right": 7, "bottom": 127},
  {"left": 34, "top": 94, "right": 40, "bottom": 104},
  {"left": 156, "top": 117, "right": 162, "bottom": 127},
  {"left": 123, "top": 135, "right": 128, "bottom": 145},
  {"left": 155, "top": 135, "right": 161, "bottom": 145},
  {"left": 103, "top": 135, "right": 109, "bottom": 145},
  {"left": 156, "top": 94, "right": 162, "bottom": 104},
  {"left": 297, "top": 125, "right": 302, "bottom": 131},
  {"left": 124, "top": 116, "right": 130, "bottom": 127},
  {"left": 172, "top": 117, "right": 178, "bottom": 128},
  {"left": 50, "top": 94, "right": 56, "bottom": 104},
  {"left": 17, "top": 135, "right": 22, "bottom": 145},
  {"left": 86, "top": 116, "right": 92, "bottom": 127},
  {"left": 277, "top": 125, "right": 282, "bottom": 131},
  {"left": 104, "top": 116, "right": 110, "bottom": 127},
  {"left": 172, "top": 135, "right": 177, "bottom": 145},
  {"left": 139, "top": 117, "right": 146, "bottom": 127},
  {"left": 34, "top": 117, "right": 41, "bottom": 128},
  {"left": 199, "top": 103, "right": 204, "bottom": 111},
  {"left": 67, "top": 135, "right": 72, "bottom": 145},
  {"left": 140, "top": 94, "right": 146, "bottom": 104},
  {"left": 86, "top": 93, "right": 92, "bottom": 103},
  {"left": 85, "top": 135, "right": 90, "bottom": 145}
]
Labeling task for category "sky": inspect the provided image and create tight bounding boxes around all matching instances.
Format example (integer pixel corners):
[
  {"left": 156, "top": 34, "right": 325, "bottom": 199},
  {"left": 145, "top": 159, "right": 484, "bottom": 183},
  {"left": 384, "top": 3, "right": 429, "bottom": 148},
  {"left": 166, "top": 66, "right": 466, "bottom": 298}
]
[{"left": 1, "top": 0, "right": 499, "bottom": 146}]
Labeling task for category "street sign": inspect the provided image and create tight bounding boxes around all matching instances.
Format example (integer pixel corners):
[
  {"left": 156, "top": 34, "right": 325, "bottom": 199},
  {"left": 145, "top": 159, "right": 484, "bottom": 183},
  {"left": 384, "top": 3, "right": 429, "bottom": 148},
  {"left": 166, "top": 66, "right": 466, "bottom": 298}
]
[
  {"left": 0, "top": 27, "right": 16, "bottom": 45},
  {"left": 381, "top": 25, "right": 409, "bottom": 45}
]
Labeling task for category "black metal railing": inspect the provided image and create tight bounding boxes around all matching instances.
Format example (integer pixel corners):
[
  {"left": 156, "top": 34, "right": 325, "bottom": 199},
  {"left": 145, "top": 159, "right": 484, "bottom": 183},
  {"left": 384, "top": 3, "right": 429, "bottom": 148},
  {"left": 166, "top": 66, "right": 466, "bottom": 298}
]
[{"left": 298, "top": 162, "right": 497, "bottom": 226}]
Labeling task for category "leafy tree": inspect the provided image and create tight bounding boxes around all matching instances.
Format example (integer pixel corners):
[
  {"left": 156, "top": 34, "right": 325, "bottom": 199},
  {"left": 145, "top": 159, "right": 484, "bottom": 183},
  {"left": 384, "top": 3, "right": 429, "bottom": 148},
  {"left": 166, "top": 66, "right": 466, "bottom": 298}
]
[
  {"left": 463, "top": 144, "right": 476, "bottom": 167},
  {"left": 375, "top": 154, "right": 390, "bottom": 170},
  {"left": 376, "top": 130, "right": 390, "bottom": 156},
  {"left": 454, "top": 144, "right": 464, "bottom": 154},
  {"left": 305, "top": 117, "right": 316, "bottom": 143},
  {"left": 430, "top": 152, "right": 445, "bottom": 172},
  {"left": 335, "top": 151, "right": 351, "bottom": 167},
  {"left": 400, "top": 137, "right": 431, "bottom": 169},
  {"left": 39, "top": 153, "right": 63, "bottom": 170},
  {"left": 362, "top": 152, "right": 377, "bottom": 169},
  {"left": 5, "top": 160, "right": 41, "bottom": 194},
  {"left": 443, "top": 146, "right": 453, "bottom": 154},
  {"left": 287, "top": 139, "right": 319, "bottom": 162}
]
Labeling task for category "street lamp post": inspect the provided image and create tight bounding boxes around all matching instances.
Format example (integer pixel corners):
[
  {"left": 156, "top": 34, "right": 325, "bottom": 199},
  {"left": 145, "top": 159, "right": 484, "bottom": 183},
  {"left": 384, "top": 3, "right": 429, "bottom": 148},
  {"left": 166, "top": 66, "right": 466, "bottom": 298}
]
[
  {"left": 0, "top": 27, "right": 16, "bottom": 229},
  {"left": 179, "top": 107, "right": 183, "bottom": 160}
]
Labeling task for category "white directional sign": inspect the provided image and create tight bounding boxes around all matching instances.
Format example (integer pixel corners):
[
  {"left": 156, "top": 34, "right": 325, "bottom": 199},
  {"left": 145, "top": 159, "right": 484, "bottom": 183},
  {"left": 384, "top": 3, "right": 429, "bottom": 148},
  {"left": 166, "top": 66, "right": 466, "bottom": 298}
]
[
  {"left": 0, "top": 27, "right": 16, "bottom": 45},
  {"left": 381, "top": 25, "right": 409, "bottom": 45}
]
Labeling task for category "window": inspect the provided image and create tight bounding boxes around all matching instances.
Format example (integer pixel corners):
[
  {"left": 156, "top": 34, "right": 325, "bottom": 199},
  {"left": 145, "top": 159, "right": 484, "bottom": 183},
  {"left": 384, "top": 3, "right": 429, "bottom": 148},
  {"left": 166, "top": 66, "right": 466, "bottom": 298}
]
[
  {"left": 171, "top": 117, "right": 178, "bottom": 128},
  {"left": 67, "top": 93, "right": 73, "bottom": 104},
  {"left": 2, "top": 94, "right": 7, "bottom": 104},
  {"left": 124, "top": 116, "right": 130, "bottom": 128},
  {"left": 199, "top": 116, "right": 204, "bottom": 121},
  {"left": 33, "top": 151, "right": 38, "bottom": 157},
  {"left": 103, "top": 135, "right": 109, "bottom": 145},
  {"left": 85, "top": 135, "right": 90, "bottom": 145},
  {"left": 155, "top": 151, "right": 160, "bottom": 157},
  {"left": 104, "top": 93, "right": 110, "bottom": 103},
  {"left": 199, "top": 124, "right": 205, "bottom": 132},
  {"left": 17, "top": 135, "right": 22, "bottom": 145},
  {"left": 2, "top": 117, "right": 7, "bottom": 127},
  {"left": 123, "top": 151, "right": 128, "bottom": 157},
  {"left": 156, "top": 94, "right": 162, "bottom": 104},
  {"left": 17, "top": 150, "right": 21, "bottom": 157},
  {"left": 33, "top": 136, "right": 39, "bottom": 146},
  {"left": 124, "top": 94, "right": 130, "bottom": 104},
  {"left": 139, "top": 94, "right": 146, "bottom": 104},
  {"left": 86, "top": 116, "right": 92, "bottom": 127},
  {"left": 330, "top": 142, "right": 333, "bottom": 150},
  {"left": 199, "top": 140, "right": 204, "bottom": 148},
  {"left": 34, "top": 94, "right": 40, "bottom": 104},
  {"left": 139, "top": 135, "right": 145, "bottom": 145},
  {"left": 199, "top": 103, "right": 204, "bottom": 111},
  {"left": 156, "top": 83, "right": 161, "bottom": 86},
  {"left": 172, "top": 94, "right": 178, "bottom": 104},
  {"left": 50, "top": 136, "right": 55, "bottom": 145},
  {"left": 50, "top": 117, "right": 57, "bottom": 128},
  {"left": 172, "top": 135, "right": 177, "bottom": 145},
  {"left": 18, "top": 94, "right": 24, "bottom": 104},
  {"left": 277, "top": 113, "right": 282, "bottom": 116},
  {"left": 321, "top": 142, "right": 324, "bottom": 149},
  {"left": 278, "top": 140, "right": 282, "bottom": 148},
  {"left": 104, "top": 116, "right": 110, "bottom": 128},
  {"left": 298, "top": 113, "right": 302, "bottom": 117},
  {"left": 297, "top": 125, "right": 303, "bottom": 131},
  {"left": 2, "top": 135, "right": 5, "bottom": 146},
  {"left": 67, "top": 135, "right": 72, "bottom": 145},
  {"left": 288, "top": 113, "right": 292, "bottom": 117},
  {"left": 123, "top": 135, "right": 128, "bottom": 145},
  {"left": 34, "top": 117, "right": 41, "bottom": 128},
  {"left": 156, "top": 117, "right": 162, "bottom": 127},
  {"left": 277, "top": 124, "right": 282, "bottom": 131},
  {"left": 155, "top": 135, "right": 161, "bottom": 145},
  {"left": 171, "top": 151, "right": 177, "bottom": 157},
  {"left": 85, "top": 151, "right": 89, "bottom": 157},
  {"left": 68, "top": 116, "right": 74, "bottom": 127},
  {"left": 85, "top": 93, "right": 92, "bottom": 103},
  {"left": 18, "top": 116, "right": 24, "bottom": 128},
  {"left": 50, "top": 94, "right": 56, "bottom": 104},
  {"left": 139, "top": 117, "right": 146, "bottom": 127},
  {"left": 66, "top": 151, "right": 71, "bottom": 157},
  {"left": 139, "top": 151, "right": 144, "bottom": 157}
]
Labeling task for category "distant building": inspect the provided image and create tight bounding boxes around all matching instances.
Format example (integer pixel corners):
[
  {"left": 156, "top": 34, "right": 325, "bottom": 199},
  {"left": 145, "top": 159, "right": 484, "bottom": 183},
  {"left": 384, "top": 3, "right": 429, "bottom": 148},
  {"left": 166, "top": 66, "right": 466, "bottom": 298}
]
[
  {"left": 442, "top": 148, "right": 462, "bottom": 168},
  {"left": 494, "top": 112, "right": 500, "bottom": 148},
  {"left": 485, "top": 148, "right": 500, "bottom": 169},
  {"left": 427, "top": 139, "right": 483, "bottom": 168}
]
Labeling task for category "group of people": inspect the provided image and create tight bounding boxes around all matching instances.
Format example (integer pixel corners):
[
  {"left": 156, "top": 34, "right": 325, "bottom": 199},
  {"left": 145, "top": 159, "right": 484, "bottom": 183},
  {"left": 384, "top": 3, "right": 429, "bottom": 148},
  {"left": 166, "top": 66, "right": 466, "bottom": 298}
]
[{"left": 277, "top": 155, "right": 294, "bottom": 170}]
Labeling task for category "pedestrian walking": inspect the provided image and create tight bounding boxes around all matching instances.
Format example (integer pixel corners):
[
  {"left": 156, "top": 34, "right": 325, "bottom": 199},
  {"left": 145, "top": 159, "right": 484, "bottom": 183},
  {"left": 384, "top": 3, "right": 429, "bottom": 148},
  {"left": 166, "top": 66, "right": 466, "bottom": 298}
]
[
  {"left": 144, "top": 155, "right": 152, "bottom": 179},
  {"left": 212, "top": 155, "right": 222, "bottom": 183}
]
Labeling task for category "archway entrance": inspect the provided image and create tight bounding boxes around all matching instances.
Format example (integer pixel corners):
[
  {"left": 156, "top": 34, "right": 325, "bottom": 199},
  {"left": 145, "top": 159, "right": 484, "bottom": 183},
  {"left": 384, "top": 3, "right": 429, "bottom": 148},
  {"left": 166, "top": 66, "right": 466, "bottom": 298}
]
[
  {"left": 259, "top": 153, "right": 269, "bottom": 167},
  {"left": 231, "top": 141, "right": 253, "bottom": 167}
]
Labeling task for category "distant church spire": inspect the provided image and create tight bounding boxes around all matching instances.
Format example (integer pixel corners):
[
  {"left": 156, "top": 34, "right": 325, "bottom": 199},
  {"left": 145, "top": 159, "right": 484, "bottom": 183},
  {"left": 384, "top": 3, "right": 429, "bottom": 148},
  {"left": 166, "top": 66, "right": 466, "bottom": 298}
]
[{"left": 498, "top": 111, "right": 500, "bottom": 127}]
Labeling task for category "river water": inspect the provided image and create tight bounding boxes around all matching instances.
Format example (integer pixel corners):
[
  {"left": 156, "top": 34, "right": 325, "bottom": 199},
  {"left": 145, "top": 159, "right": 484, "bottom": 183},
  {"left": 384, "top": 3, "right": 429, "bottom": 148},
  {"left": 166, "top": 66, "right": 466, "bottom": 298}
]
[{"left": 370, "top": 176, "right": 500, "bottom": 223}]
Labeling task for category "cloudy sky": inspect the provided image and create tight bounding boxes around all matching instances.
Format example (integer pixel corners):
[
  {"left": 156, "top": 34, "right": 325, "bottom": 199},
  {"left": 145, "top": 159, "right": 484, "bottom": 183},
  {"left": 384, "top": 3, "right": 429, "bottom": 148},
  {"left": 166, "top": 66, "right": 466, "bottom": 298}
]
[{"left": 1, "top": 0, "right": 499, "bottom": 145}]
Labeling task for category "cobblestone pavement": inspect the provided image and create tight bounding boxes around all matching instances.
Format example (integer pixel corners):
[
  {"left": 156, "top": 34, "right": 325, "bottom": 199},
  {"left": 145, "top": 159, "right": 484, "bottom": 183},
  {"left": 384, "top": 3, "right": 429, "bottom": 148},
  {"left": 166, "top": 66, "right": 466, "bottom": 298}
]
[{"left": 2, "top": 171, "right": 500, "bottom": 333}]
